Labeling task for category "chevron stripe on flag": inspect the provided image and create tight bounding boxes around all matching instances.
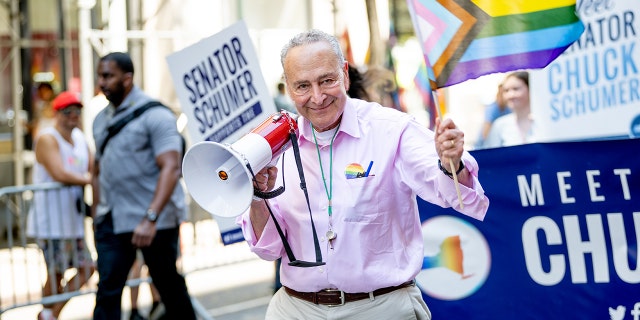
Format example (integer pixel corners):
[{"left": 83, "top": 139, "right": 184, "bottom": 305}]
[{"left": 407, "top": 0, "right": 585, "bottom": 88}]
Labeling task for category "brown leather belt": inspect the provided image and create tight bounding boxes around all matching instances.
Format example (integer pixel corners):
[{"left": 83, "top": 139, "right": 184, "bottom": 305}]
[{"left": 284, "top": 280, "right": 415, "bottom": 306}]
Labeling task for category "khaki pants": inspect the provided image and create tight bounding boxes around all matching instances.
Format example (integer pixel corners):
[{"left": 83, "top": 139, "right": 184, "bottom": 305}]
[{"left": 266, "top": 285, "right": 431, "bottom": 320}]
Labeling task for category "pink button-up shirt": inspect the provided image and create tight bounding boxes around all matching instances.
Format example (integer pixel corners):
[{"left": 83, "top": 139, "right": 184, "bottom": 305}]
[{"left": 239, "top": 98, "right": 489, "bottom": 293}]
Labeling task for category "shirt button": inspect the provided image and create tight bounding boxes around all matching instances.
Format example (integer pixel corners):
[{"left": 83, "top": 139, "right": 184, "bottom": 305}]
[{"left": 318, "top": 267, "right": 324, "bottom": 273}]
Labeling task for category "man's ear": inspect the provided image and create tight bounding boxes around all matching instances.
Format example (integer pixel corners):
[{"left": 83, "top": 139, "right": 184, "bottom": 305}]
[
  {"left": 123, "top": 72, "right": 134, "bottom": 88},
  {"left": 342, "top": 62, "right": 350, "bottom": 91}
]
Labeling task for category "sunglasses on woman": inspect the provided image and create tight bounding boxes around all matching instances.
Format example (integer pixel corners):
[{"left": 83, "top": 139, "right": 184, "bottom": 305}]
[{"left": 60, "top": 106, "right": 82, "bottom": 116}]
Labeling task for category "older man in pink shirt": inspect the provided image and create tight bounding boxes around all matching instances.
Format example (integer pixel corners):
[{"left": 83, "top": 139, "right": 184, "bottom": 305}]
[{"left": 239, "top": 29, "right": 489, "bottom": 319}]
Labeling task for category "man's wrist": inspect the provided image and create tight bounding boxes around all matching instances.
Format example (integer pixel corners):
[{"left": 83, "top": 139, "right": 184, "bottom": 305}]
[{"left": 438, "top": 159, "right": 465, "bottom": 178}]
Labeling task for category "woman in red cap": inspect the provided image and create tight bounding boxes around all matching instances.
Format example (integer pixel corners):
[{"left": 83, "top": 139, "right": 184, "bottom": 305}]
[{"left": 27, "top": 91, "right": 95, "bottom": 320}]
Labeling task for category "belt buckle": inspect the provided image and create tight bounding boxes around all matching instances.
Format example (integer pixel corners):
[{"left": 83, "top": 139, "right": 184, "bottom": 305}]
[{"left": 323, "top": 289, "right": 345, "bottom": 307}]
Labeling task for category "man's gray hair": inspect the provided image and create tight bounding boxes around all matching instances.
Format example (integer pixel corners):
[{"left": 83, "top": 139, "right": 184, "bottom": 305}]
[{"left": 280, "top": 29, "right": 345, "bottom": 69}]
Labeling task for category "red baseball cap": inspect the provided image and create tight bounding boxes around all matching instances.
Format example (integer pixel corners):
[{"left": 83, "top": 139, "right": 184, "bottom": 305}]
[{"left": 52, "top": 91, "right": 83, "bottom": 111}]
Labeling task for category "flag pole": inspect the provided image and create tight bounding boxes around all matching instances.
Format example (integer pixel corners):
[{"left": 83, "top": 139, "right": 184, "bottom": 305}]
[{"left": 431, "top": 88, "right": 464, "bottom": 209}]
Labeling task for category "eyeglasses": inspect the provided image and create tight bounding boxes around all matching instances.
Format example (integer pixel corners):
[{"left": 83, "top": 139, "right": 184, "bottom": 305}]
[
  {"left": 290, "top": 74, "right": 342, "bottom": 96},
  {"left": 60, "top": 106, "right": 82, "bottom": 116}
]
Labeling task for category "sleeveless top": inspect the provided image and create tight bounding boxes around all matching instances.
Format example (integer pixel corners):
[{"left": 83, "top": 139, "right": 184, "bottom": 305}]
[{"left": 26, "top": 127, "right": 89, "bottom": 238}]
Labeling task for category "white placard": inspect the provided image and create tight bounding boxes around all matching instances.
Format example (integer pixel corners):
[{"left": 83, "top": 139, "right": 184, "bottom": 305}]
[
  {"left": 166, "top": 20, "right": 277, "bottom": 144},
  {"left": 167, "top": 21, "right": 277, "bottom": 244},
  {"left": 531, "top": 0, "right": 640, "bottom": 142}
]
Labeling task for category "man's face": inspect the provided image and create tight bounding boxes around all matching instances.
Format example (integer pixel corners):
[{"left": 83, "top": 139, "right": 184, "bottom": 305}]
[
  {"left": 96, "top": 60, "right": 132, "bottom": 107},
  {"left": 283, "top": 41, "right": 349, "bottom": 132}
]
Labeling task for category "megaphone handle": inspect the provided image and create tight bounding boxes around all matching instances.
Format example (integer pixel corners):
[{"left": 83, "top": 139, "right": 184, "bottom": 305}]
[
  {"left": 246, "top": 161, "right": 285, "bottom": 199},
  {"left": 254, "top": 186, "right": 285, "bottom": 199}
]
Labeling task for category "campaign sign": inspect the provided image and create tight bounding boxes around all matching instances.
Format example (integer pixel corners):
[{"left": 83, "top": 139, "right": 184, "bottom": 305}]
[
  {"left": 417, "top": 139, "right": 639, "bottom": 320},
  {"left": 166, "top": 20, "right": 277, "bottom": 143},
  {"left": 531, "top": 0, "right": 640, "bottom": 142},
  {"left": 166, "top": 21, "right": 277, "bottom": 244}
]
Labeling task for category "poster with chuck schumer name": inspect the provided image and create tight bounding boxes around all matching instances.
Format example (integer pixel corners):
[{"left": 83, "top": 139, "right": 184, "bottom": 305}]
[
  {"left": 166, "top": 20, "right": 277, "bottom": 144},
  {"left": 166, "top": 21, "right": 277, "bottom": 244},
  {"left": 531, "top": 0, "right": 640, "bottom": 142},
  {"left": 417, "top": 138, "right": 639, "bottom": 320}
]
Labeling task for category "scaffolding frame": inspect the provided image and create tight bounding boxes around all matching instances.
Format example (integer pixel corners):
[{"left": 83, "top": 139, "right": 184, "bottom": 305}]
[{"left": 1, "top": 0, "right": 184, "bottom": 186}]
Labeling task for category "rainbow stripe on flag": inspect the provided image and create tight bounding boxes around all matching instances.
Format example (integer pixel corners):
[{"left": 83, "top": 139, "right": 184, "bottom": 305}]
[
  {"left": 407, "top": 0, "right": 584, "bottom": 88},
  {"left": 414, "top": 62, "right": 438, "bottom": 128}
]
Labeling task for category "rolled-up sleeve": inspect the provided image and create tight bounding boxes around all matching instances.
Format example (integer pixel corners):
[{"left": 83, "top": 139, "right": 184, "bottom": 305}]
[
  {"left": 399, "top": 121, "right": 490, "bottom": 221},
  {"left": 237, "top": 206, "right": 284, "bottom": 261}
]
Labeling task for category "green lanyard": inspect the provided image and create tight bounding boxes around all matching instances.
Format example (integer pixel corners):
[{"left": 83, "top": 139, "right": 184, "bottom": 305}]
[{"left": 312, "top": 123, "right": 340, "bottom": 217}]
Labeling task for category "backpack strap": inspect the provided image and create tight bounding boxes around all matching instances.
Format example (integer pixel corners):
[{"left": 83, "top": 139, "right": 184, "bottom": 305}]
[{"left": 98, "top": 101, "right": 165, "bottom": 155}]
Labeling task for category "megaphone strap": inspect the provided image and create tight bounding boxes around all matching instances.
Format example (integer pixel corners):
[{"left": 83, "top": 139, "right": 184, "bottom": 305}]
[
  {"left": 289, "top": 131, "right": 325, "bottom": 266},
  {"left": 249, "top": 131, "right": 326, "bottom": 268}
]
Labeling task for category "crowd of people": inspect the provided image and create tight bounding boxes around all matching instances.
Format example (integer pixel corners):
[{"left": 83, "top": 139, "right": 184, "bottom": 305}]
[
  {"left": 26, "top": 52, "right": 194, "bottom": 320},
  {"left": 24, "top": 28, "right": 516, "bottom": 319}
]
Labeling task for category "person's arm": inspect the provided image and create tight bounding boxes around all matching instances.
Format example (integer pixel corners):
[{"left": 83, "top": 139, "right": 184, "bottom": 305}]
[
  {"left": 480, "top": 121, "right": 493, "bottom": 141},
  {"left": 480, "top": 103, "right": 497, "bottom": 141},
  {"left": 248, "top": 166, "right": 278, "bottom": 240},
  {"left": 35, "top": 135, "right": 91, "bottom": 186},
  {"left": 86, "top": 145, "right": 95, "bottom": 181},
  {"left": 131, "top": 150, "right": 181, "bottom": 247},
  {"left": 91, "top": 158, "right": 100, "bottom": 219}
]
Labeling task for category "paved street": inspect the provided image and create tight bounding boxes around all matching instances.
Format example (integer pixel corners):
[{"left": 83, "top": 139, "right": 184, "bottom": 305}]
[
  {"left": 187, "top": 258, "right": 275, "bottom": 320},
  {"left": 1, "top": 258, "right": 275, "bottom": 320},
  {"left": 1, "top": 220, "right": 276, "bottom": 320}
]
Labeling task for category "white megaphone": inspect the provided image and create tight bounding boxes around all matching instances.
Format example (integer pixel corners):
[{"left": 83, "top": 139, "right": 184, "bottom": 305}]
[{"left": 182, "top": 111, "right": 298, "bottom": 218}]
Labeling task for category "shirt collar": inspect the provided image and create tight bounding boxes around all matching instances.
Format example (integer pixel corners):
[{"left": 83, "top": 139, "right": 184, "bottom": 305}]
[{"left": 112, "top": 85, "right": 142, "bottom": 115}]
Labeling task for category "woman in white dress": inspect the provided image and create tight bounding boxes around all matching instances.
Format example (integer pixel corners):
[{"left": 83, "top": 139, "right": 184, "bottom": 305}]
[{"left": 483, "top": 71, "right": 535, "bottom": 148}]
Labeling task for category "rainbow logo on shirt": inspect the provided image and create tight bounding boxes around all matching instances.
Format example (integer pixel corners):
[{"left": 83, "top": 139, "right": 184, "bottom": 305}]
[
  {"left": 345, "top": 161, "right": 374, "bottom": 179},
  {"left": 67, "top": 155, "right": 84, "bottom": 167}
]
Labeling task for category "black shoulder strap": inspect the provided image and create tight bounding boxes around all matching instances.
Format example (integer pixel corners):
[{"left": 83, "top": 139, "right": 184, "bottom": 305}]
[{"left": 99, "top": 101, "right": 166, "bottom": 155}]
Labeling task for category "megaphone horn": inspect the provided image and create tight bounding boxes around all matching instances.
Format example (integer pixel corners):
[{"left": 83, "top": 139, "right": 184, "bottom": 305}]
[{"left": 182, "top": 111, "right": 298, "bottom": 218}]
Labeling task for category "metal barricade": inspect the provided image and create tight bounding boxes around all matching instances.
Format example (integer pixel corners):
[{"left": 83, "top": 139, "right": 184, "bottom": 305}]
[
  {"left": 0, "top": 182, "right": 96, "bottom": 316},
  {"left": 0, "top": 182, "right": 260, "bottom": 319}
]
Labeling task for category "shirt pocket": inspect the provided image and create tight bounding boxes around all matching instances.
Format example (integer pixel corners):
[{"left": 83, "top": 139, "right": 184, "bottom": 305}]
[{"left": 342, "top": 176, "right": 380, "bottom": 223}]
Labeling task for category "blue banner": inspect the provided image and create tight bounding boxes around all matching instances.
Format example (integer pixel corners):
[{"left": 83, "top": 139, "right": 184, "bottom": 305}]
[{"left": 417, "top": 139, "right": 640, "bottom": 320}]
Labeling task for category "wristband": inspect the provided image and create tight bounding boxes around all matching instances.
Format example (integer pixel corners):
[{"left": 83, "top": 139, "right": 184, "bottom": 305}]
[
  {"left": 438, "top": 159, "right": 465, "bottom": 178},
  {"left": 252, "top": 195, "right": 263, "bottom": 202}
]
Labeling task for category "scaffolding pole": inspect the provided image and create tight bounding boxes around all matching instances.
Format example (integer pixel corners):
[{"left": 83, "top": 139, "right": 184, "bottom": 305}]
[
  {"left": 78, "top": 0, "right": 96, "bottom": 133},
  {"left": 11, "top": 0, "right": 24, "bottom": 186}
]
